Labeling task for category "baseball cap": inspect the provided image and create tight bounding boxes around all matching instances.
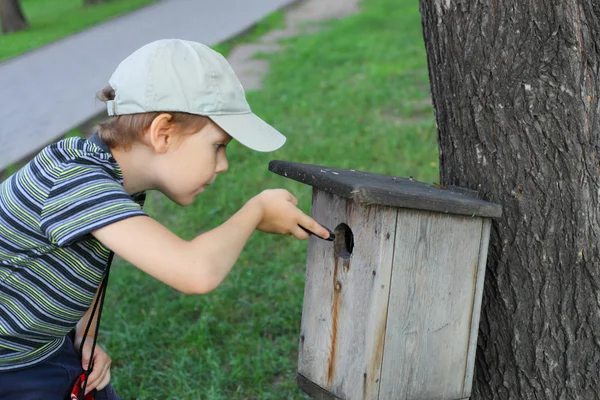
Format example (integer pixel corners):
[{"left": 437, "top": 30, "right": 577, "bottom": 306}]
[{"left": 106, "top": 39, "right": 286, "bottom": 152}]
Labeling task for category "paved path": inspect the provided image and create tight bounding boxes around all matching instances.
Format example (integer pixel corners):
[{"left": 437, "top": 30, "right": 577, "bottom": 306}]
[{"left": 0, "top": 0, "right": 294, "bottom": 170}]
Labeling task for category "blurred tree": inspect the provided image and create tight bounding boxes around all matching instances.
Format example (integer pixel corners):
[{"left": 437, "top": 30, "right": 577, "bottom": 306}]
[
  {"left": 0, "top": 0, "right": 28, "bottom": 34},
  {"left": 419, "top": 0, "right": 599, "bottom": 399}
]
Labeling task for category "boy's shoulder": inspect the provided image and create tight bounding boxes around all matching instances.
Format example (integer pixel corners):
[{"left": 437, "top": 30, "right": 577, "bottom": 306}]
[
  {"left": 36, "top": 136, "right": 121, "bottom": 181},
  {"left": 41, "top": 136, "right": 109, "bottom": 164}
]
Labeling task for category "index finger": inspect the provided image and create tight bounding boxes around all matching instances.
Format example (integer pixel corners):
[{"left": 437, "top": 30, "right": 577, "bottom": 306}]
[
  {"left": 86, "top": 362, "right": 110, "bottom": 394},
  {"left": 85, "top": 361, "right": 102, "bottom": 388},
  {"left": 84, "top": 352, "right": 107, "bottom": 386},
  {"left": 298, "top": 216, "right": 332, "bottom": 240}
]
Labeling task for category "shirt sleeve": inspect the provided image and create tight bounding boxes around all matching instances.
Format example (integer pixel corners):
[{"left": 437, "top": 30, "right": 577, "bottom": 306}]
[{"left": 40, "top": 164, "right": 146, "bottom": 247}]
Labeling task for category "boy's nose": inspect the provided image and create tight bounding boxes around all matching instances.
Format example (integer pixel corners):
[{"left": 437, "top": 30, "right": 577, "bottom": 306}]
[{"left": 216, "top": 157, "right": 229, "bottom": 173}]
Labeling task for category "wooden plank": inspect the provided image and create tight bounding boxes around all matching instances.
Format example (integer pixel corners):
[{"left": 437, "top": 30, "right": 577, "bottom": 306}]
[
  {"left": 462, "top": 218, "right": 492, "bottom": 397},
  {"left": 378, "top": 210, "right": 483, "bottom": 400},
  {"left": 298, "top": 189, "right": 397, "bottom": 400},
  {"left": 268, "top": 160, "right": 503, "bottom": 219}
]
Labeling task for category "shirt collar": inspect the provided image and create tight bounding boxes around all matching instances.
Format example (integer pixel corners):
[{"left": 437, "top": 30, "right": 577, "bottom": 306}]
[{"left": 89, "top": 133, "right": 112, "bottom": 154}]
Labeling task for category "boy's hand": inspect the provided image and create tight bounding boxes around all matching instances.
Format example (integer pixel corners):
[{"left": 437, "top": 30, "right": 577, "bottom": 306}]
[
  {"left": 251, "top": 189, "right": 330, "bottom": 240},
  {"left": 77, "top": 339, "right": 112, "bottom": 395}
]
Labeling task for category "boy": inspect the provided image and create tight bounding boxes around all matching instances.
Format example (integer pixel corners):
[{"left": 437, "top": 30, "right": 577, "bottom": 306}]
[{"left": 0, "top": 39, "right": 329, "bottom": 399}]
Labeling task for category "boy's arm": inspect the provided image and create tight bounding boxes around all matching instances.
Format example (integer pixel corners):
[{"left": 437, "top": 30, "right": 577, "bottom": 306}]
[{"left": 91, "top": 189, "right": 328, "bottom": 294}]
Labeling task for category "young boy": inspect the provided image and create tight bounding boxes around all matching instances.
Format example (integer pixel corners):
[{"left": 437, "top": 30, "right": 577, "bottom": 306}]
[{"left": 0, "top": 39, "right": 330, "bottom": 399}]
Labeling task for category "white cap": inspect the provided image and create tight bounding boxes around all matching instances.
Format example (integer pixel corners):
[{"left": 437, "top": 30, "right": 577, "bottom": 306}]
[{"left": 106, "top": 39, "right": 286, "bottom": 152}]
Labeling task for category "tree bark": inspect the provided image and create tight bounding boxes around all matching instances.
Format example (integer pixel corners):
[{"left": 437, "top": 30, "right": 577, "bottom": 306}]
[
  {"left": 0, "top": 0, "right": 28, "bottom": 34},
  {"left": 418, "top": 0, "right": 600, "bottom": 399}
]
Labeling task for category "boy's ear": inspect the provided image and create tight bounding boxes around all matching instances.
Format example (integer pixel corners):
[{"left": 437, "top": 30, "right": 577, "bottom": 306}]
[{"left": 148, "top": 113, "right": 175, "bottom": 154}]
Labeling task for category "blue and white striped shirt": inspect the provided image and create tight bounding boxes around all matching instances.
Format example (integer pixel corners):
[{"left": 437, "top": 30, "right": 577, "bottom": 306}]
[{"left": 0, "top": 136, "right": 145, "bottom": 370}]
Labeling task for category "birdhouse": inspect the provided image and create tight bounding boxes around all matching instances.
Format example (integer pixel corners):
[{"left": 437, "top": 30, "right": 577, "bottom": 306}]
[{"left": 268, "top": 161, "right": 502, "bottom": 400}]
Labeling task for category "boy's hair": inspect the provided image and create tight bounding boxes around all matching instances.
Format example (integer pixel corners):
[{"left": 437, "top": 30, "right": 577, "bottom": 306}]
[{"left": 95, "top": 86, "right": 210, "bottom": 149}]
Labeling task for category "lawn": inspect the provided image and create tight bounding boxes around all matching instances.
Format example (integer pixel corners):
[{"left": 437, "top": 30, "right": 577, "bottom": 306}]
[
  {"left": 0, "top": 0, "right": 159, "bottom": 62},
  {"left": 101, "top": 0, "right": 439, "bottom": 398}
]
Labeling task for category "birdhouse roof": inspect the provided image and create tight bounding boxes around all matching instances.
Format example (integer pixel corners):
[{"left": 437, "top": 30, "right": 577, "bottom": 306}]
[{"left": 268, "top": 161, "right": 502, "bottom": 219}]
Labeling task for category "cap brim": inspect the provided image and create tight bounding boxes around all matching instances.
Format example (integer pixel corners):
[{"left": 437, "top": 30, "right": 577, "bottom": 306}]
[{"left": 209, "top": 113, "right": 286, "bottom": 152}]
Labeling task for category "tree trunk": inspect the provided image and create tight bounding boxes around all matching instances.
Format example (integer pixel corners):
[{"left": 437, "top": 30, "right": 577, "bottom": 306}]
[
  {"left": 418, "top": 0, "right": 600, "bottom": 399},
  {"left": 0, "top": 0, "right": 28, "bottom": 34}
]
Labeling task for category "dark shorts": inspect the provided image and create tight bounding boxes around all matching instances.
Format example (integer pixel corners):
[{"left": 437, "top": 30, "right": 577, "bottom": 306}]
[{"left": 0, "top": 336, "right": 121, "bottom": 400}]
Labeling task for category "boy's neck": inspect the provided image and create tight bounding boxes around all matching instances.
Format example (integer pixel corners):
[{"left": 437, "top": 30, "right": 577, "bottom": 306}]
[{"left": 111, "top": 145, "right": 155, "bottom": 195}]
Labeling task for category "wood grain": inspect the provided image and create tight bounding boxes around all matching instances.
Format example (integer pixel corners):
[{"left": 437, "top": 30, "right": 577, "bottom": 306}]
[
  {"left": 378, "top": 209, "right": 483, "bottom": 400},
  {"left": 462, "top": 218, "right": 492, "bottom": 397},
  {"left": 298, "top": 189, "right": 397, "bottom": 399}
]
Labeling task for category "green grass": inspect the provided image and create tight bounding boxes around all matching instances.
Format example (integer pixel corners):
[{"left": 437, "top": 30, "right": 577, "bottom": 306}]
[
  {"left": 101, "top": 0, "right": 439, "bottom": 398},
  {"left": 0, "top": 0, "right": 159, "bottom": 62},
  {"left": 212, "top": 11, "right": 285, "bottom": 57}
]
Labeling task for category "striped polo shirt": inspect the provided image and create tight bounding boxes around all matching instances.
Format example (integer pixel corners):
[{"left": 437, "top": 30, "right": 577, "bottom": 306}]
[{"left": 0, "top": 136, "right": 146, "bottom": 370}]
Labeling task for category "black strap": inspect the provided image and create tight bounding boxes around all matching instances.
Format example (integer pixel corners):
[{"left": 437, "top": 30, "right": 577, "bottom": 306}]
[
  {"left": 78, "top": 251, "right": 114, "bottom": 400},
  {"left": 78, "top": 133, "right": 114, "bottom": 399}
]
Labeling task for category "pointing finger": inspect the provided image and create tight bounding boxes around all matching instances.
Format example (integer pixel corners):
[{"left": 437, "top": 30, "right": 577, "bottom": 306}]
[{"left": 291, "top": 225, "right": 310, "bottom": 240}]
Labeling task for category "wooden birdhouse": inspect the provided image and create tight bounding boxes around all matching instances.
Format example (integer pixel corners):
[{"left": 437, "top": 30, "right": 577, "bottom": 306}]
[{"left": 268, "top": 161, "right": 502, "bottom": 400}]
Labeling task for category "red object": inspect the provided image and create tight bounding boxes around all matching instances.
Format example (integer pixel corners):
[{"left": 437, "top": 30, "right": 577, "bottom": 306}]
[{"left": 70, "top": 373, "right": 95, "bottom": 400}]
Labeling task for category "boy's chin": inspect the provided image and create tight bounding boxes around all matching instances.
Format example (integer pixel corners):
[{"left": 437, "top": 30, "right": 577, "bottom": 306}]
[
  {"left": 179, "top": 196, "right": 197, "bottom": 206},
  {"left": 166, "top": 193, "right": 196, "bottom": 207}
]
